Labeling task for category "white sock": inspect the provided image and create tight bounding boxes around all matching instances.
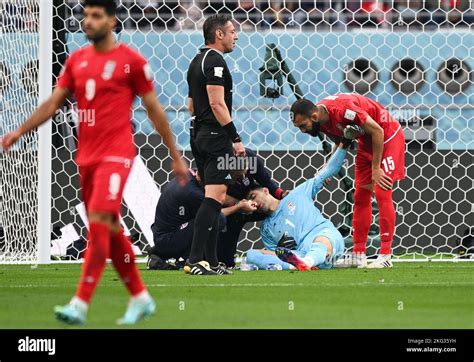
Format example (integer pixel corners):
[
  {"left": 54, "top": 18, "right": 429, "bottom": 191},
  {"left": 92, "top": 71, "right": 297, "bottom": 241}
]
[
  {"left": 132, "top": 290, "right": 152, "bottom": 304},
  {"left": 70, "top": 296, "right": 88, "bottom": 313},
  {"left": 302, "top": 256, "right": 315, "bottom": 268}
]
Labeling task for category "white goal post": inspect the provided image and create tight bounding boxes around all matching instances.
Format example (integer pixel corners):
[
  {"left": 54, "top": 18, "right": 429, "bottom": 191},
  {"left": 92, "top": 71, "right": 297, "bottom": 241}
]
[{"left": 37, "top": 0, "right": 53, "bottom": 264}]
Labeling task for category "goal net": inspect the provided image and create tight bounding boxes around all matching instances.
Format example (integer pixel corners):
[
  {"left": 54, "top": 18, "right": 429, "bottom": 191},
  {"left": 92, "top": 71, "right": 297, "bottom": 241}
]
[
  {"left": 0, "top": 0, "right": 472, "bottom": 263},
  {"left": 0, "top": 0, "right": 41, "bottom": 263}
]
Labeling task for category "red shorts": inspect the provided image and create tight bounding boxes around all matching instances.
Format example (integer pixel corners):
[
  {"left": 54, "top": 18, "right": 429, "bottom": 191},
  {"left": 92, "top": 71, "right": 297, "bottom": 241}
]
[
  {"left": 79, "top": 159, "right": 132, "bottom": 215},
  {"left": 355, "top": 128, "right": 406, "bottom": 187}
]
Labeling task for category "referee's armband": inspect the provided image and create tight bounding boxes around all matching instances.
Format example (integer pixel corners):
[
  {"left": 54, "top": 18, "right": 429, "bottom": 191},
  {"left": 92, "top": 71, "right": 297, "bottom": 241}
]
[{"left": 222, "top": 122, "right": 241, "bottom": 143}]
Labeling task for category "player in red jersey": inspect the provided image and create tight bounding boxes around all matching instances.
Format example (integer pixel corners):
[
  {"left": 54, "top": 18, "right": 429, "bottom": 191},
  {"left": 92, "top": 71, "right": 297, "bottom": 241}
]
[
  {"left": 290, "top": 93, "right": 405, "bottom": 268},
  {"left": 0, "top": 0, "right": 188, "bottom": 324}
]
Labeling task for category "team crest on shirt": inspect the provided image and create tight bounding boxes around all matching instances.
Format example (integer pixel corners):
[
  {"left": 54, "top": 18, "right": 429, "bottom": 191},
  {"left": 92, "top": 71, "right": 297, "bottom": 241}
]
[
  {"left": 286, "top": 201, "right": 296, "bottom": 215},
  {"left": 101, "top": 60, "right": 116, "bottom": 80}
]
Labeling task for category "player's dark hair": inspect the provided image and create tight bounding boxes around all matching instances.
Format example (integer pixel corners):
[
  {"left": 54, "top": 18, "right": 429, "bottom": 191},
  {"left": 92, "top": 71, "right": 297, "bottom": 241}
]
[
  {"left": 82, "top": 0, "right": 117, "bottom": 16},
  {"left": 203, "top": 14, "right": 233, "bottom": 45},
  {"left": 290, "top": 99, "right": 317, "bottom": 119}
]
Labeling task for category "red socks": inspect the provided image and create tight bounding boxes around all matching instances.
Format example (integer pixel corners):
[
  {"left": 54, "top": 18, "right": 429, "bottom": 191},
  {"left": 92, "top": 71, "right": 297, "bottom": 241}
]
[
  {"left": 76, "top": 223, "right": 111, "bottom": 303},
  {"left": 352, "top": 187, "right": 372, "bottom": 253},
  {"left": 110, "top": 230, "right": 146, "bottom": 296},
  {"left": 374, "top": 185, "right": 395, "bottom": 255},
  {"left": 352, "top": 186, "right": 396, "bottom": 255},
  {"left": 76, "top": 223, "right": 146, "bottom": 304}
]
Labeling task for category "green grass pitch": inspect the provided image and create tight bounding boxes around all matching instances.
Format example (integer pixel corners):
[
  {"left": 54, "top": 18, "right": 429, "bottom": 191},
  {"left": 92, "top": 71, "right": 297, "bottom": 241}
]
[{"left": 0, "top": 262, "right": 472, "bottom": 329}]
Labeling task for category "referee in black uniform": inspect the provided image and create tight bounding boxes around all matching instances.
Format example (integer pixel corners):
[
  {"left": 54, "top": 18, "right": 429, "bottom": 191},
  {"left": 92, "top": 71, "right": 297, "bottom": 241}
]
[{"left": 185, "top": 14, "right": 244, "bottom": 275}]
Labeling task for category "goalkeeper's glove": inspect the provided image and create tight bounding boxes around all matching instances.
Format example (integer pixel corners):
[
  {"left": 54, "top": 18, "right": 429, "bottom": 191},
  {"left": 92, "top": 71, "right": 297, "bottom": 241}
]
[
  {"left": 343, "top": 124, "right": 365, "bottom": 139},
  {"left": 277, "top": 233, "right": 297, "bottom": 250},
  {"left": 341, "top": 124, "right": 365, "bottom": 148}
]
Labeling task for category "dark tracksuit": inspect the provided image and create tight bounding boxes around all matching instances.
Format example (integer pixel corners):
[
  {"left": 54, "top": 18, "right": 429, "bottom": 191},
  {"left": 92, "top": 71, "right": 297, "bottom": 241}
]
[{"left": 151, "top": 150, "right": 284, "bottom": 266}]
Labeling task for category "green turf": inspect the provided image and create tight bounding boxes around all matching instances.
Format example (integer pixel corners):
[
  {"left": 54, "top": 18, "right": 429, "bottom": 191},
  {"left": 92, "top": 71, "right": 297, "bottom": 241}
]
[{"left": 0, "top": 262, "right": 472, "bottom": 329}]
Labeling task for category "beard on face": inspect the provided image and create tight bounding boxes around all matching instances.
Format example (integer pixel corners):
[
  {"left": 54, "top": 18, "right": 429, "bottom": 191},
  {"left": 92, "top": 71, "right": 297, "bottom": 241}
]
[
  {"left": 85, "top": 27, "right": 108, "bottom": 42},
  {"left": 308, "top": 122, "right": 321, "bottom": 137}
]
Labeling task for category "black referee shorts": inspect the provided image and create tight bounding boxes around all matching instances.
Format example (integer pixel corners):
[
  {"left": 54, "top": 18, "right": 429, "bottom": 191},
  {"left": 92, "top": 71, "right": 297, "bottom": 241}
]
[{"left": 191, "top": 122, "right": 234, "bottom": 186}]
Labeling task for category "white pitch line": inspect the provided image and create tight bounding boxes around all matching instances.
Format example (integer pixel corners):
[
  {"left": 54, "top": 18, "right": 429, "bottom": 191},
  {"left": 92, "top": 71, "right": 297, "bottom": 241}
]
[
  {"left": 146, "top": 283, "right": 306, "bottom": 287},
  {"left": 1, "top": 281, "right": 473, "bottom": 288}
]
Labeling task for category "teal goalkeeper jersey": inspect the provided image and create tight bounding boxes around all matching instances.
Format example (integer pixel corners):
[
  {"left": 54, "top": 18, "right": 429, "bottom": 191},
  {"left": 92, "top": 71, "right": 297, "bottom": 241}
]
[{"left": 260, "top": 148, "right": 347, "bottom": 250}]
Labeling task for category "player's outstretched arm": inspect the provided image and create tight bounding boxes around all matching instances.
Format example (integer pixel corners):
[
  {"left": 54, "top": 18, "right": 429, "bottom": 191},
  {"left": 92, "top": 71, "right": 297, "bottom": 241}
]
[
  {"left": 316, "top": 144, "right": 347, "bottom": 186},
  {"left": 361, "top": 116, "right": 392, "bottom": 190},
  {"left": 142, "top": 90, "right": 188, "bottom": 186},
  {"left": 0, "top": 87, "right": 69, "bottom": 151},
  {"left": 293, "top": 144, "right": 347, "bottom": 199}
]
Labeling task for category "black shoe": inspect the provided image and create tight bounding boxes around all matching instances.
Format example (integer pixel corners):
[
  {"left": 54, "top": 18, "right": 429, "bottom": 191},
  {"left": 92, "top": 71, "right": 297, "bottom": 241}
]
[
  {"left": 147, "top": 254, "right": 162, "bottom": 270},
  {"left": 211, "top": 262, "right": 233, "bottom": 275},
  {"left": 147, "top": 254, "right": 180, "bottom": 270},
  {"left": 184, "top": 260, "right": 219, "bottom": 275}
]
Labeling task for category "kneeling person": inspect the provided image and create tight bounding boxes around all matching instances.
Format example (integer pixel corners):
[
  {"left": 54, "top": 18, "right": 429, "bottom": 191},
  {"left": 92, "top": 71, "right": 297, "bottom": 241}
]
[{"left": 148, "top": 169, "right": 256, "bottom": 273}]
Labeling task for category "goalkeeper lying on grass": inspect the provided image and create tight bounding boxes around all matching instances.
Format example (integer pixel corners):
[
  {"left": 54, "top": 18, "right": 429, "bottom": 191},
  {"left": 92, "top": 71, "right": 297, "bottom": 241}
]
[{"left": 245, "top": 130, "right": 358, "bottom": 271}]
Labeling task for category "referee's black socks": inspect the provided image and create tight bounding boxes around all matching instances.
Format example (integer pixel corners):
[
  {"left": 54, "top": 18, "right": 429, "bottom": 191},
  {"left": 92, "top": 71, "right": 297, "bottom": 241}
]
[
  {"left": 204, "top": 214, "right": 221, "bottom": 268},
  {"left": 189, "top": 197, "right": 222, "bottom": 265}
]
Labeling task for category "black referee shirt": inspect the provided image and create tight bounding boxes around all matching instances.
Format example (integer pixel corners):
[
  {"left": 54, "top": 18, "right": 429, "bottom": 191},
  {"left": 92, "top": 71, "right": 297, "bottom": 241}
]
[{"left": 187, "top": 47, "right": 233, "bottom": 124}]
